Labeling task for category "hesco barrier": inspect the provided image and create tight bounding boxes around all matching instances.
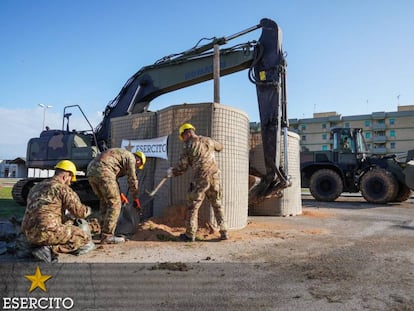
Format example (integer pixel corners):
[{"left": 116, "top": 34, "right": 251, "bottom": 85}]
[
  {"left": 111, "top": 103, "right": 249, "bottom": 230},
  {"left": 249, "top": 130, "right": 302, "bottom": 216}
]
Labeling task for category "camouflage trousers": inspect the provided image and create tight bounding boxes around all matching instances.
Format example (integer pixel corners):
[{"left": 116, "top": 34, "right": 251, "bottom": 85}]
[
  {"left": 185, "top": 171, "right": 227, "bottom": 238},
  {"left": 88, "top": 175, "right": 121, "bottom": 237},
  {"left": 24, "top": 222, "right": 89, "bottom": 254}
]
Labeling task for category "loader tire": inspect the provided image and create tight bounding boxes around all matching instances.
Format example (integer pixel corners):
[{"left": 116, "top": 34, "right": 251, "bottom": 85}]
[
  {"left": 393, "top": 183, "right": 412, "bottom": 202},
  {"left": 360, "top": 168, "right": 398, "bottom": 204},
  {"left": 309, "top": 169, "right": 343, "bottom": 202}
]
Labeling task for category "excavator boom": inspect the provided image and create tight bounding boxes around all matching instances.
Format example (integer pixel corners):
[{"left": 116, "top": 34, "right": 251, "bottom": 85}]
[
  {"left": 14, "top": 18, "right": 291, "bottom": 206},
  {"left": 95, "top": 45, "right": 256, "bottom": 148},
  {"left": 95, "top": 18, "right": 291, "bottom": 202}
]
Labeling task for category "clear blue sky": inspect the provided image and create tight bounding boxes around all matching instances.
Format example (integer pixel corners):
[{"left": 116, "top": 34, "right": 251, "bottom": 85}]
[{"left": 1, "top": 0, "right": 413, "bottom": 159}]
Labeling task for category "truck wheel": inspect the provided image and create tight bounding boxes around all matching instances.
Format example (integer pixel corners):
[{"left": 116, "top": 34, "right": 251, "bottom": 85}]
[
  {"left": 360, "top": 168, "right": 398, "bottom": 203},
  {"left": 309, "top": 169, "right": 343, "bottom": 201},
  {"left": 393, "top": 183, "right": 412, "bottom": 202}
]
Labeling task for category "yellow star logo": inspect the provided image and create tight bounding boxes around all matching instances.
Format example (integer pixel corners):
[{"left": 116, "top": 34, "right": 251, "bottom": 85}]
[
  {"left": 25, "top": 266, "right": 52, "bottom": 292},
  {"left": 125, "top": 140, "right": 135, "bottom": 151}
]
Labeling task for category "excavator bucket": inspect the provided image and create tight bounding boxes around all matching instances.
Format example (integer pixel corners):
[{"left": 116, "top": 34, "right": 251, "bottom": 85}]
[{"left": 248, "top": 18, "right": 291, "bottom": 205}]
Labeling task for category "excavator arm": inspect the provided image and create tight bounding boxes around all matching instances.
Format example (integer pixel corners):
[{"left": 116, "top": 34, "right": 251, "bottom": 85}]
[
  {"left": 248, "top": 18, "right": 291, "bottom": 204},
  {"left": 95, "top": 44, "right": 256, "bottom": 148},
  {"left": 95, "top": 18, "right": 291, "bottom": 203},
  {"left": 16, "top": 18, "right": 290, "bottom": 207}
]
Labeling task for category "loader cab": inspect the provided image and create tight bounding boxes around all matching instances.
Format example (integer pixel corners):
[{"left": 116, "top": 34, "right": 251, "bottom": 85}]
[
  {"left": 331, "top": 128, "right": 368, "bottom": 156},
  {"left": 332, "top": 129, "right": 354, "bottom": 153},
  {"left": 329, "top": 127, "right": 368, "bottom": 168}
]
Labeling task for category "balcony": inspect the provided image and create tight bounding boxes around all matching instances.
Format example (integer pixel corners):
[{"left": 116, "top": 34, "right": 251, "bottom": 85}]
[
  {"left": 328, "top": 116, "right": 341, "bottom": 122},
  {"left": 372, "top": 123, "right": 386, "bottom": 130},
  {"left": 372, "top": 112, "right": 386, "bottom": 119},
  {"left": 373, "top": 135, "right": 387, "bottom": 143}
]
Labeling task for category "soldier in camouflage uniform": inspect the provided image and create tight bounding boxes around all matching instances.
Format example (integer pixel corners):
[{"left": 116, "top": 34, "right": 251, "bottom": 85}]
[
  {"left": 168, "top": 123, "right": 229, "bottom": 242},
  {"left": 87, "top": 148, "right": 146, "bottom": 244},
  {"left": 22, "top": 160, "right": 94, "bottom": 263}
]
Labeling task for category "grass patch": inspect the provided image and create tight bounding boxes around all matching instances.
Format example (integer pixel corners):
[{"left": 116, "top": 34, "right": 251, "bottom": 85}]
[{"left": 0, "top": 187, "right": 25, "bottom": 219}]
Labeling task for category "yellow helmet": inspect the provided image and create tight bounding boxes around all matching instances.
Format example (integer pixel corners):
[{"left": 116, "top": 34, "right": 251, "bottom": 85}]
[
  {"left": 179, "top": 123, "right": 195, "bottom": 140},
  {"left": 55, "top": 160, "right": 77, "bottom": 182},
  {"left": 134, "top": 151, "right": 146, "bottom": 170}
]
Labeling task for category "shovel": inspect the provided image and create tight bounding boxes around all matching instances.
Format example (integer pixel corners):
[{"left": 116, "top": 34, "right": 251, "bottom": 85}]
[{"left": 146, "top": 175, "right": 169, "bottom": 197}]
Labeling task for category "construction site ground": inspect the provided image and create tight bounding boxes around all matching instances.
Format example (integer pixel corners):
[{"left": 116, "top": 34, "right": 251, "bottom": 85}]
[
  {"left": 57, "top": 194, "right": 414, "bottom": 264},
  {"left": 2, "top": 194, "right": 414, "bottom": 310},
  {"left": 64, "top": 195, "right": 414, "bottom": 310}
]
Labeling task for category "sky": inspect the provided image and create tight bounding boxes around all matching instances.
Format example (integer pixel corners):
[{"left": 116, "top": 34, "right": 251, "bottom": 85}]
[{"left": 1, "top": 0, "right": 413, "bottom": 159}]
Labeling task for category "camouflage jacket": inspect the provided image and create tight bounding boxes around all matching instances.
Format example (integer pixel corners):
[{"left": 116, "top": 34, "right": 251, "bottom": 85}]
[
  {"left": 172, "top": 135, "right": 223, "bottom": 179},
  {"left": 21, "top": 176, "right": 90, "bottom": 233},
  {"left": 87, "top": 148, "right": 139, "bottom": 197}
]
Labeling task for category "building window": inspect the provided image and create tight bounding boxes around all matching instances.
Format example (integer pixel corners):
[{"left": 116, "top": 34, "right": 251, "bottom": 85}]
[
  {"left": 389, "top": 118, "right": 395, "bottom": 125},
  {"left": 390, "top": 142, "right": 396, "bottom": 149},
  {"left": 322, "top": 123, "right": 327, "bottom": 129},
  {"left": 322, "top": 133, "right": 327, "bottom": 140},
  {"left": 365, "top": 120, "right": 371, "bottom": 127},
  {"left": 301, "top": 124, "right": 306, "bottom": 130},
  {"left": 301, "top": 135, "right": 306, "bottom": 141},
  {"left": 345, "top": 122, "right": 350, "bottom": 128},
  {"left": 322, "top": 145, "right": 328, "bottom": 151},
  {"left": 365, "top": 132, "right": 371, "bottom": 139},
  {"left": 390, "top": 130, "right": 395, "bottom": 137}
]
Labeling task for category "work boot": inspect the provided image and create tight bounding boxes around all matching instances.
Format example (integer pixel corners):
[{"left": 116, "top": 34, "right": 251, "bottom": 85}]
[
  {"left": 101, "top": 235, "right": 125, "bottom": 244},
  {"left": 32, "top": 246, "right": 52, "bottom": 263},
  {"left": 220, "top": 231, "right": 229, "bottom": 240},
  {"left": 74, "top": 241, "right": 96, "bottom": 256},
  {"left": 179, "top": 233, "right": 195, "bottom": 242}
]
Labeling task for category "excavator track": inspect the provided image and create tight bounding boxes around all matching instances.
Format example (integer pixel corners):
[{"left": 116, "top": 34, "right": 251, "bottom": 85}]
[
  {"left": 11, "top": 178, "right": 40, "bottom": 206},
  {"left": 12, "top": 177, "right": 99, "bottom": 208}
]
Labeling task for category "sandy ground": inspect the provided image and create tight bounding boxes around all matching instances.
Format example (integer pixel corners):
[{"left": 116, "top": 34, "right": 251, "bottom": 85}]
[
  {"left": 2, "top": 194, "right": 414, "bottom": 310},
  {"left": 52, "top": 195, "right": 414, "bottom": 310},
  {"left": 58, "top": 194, "right": 414, "bottom": 264}
]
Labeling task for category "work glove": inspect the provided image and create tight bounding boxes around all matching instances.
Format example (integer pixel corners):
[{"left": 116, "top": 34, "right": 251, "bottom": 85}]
[
  {"left": 167, "top": 167, "right": 174, "bottom": 178},
  {"left": 133, "top": 198, "right": 141, "bottom": 209},
  {"left": 120, "top": 193, "right": 129, "bottom": 204}
]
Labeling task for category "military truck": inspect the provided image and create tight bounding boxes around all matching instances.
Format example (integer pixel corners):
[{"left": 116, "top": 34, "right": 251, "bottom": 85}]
[{"left": 300, "top": 127, "right": 414, "bottom": 203}]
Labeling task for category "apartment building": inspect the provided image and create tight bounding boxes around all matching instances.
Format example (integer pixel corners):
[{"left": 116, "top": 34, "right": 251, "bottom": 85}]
[{"left": 288, "top": 105, "right": 414, "bottom": 155}]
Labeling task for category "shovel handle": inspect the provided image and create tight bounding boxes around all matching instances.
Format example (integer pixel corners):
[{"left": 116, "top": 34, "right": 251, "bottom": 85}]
[{"left": 148, "top": 176, "right": 169, "bottom": 196}]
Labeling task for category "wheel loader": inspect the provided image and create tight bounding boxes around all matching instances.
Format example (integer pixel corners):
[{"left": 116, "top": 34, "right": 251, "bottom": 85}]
[{"left": 300, "top": 127, "right": 414, "bottom": 203}]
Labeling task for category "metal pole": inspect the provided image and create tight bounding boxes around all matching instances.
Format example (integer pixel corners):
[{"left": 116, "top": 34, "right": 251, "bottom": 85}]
[
  {"left": 213, "top": 44, "right": 220, "bottom": 103},
  {"left": 38, "top": 104, "right": 53, "bottom": 130}
]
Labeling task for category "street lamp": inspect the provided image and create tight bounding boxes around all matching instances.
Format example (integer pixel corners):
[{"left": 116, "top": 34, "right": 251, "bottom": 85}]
[{"left": 38, "top": 104, "right": 53, "bottom": 130}]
